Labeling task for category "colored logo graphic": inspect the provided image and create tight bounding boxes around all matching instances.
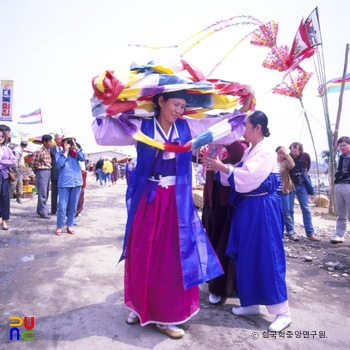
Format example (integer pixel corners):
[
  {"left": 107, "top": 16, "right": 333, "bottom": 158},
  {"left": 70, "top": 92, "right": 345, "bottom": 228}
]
[{"left": 9, "top": 316, "right": 35, "bottom": 341}]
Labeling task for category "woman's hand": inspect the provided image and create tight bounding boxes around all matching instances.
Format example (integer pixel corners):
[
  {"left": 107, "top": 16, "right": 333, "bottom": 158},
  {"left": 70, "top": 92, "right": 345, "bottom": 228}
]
[
  {"left": 277, "top": 146, "right": 289, "bottom": 159},
  {"left": 63, "top": 140, "right": 71, "bottom": 155},
  {"left": 202, "top": 156, "right": 229, "bottom": 174}
]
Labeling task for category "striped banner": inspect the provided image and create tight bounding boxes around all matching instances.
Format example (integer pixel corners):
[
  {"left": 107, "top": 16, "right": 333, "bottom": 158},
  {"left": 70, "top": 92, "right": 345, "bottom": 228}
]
[
  {"left": 318, "top": 73, "right": 350, "bottom": 95},
  {"left": 18, "top": 108, "right": 42, "bottom": 124}
]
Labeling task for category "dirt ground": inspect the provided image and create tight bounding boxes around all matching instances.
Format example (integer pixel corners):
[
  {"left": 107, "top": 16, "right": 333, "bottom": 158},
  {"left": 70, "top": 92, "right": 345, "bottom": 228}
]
[
  {"left": 0, "top": 174, "right": 349, "bottom": 350},
  {"left": 289, "top": 203, "right": 349, "bottom": 278}
]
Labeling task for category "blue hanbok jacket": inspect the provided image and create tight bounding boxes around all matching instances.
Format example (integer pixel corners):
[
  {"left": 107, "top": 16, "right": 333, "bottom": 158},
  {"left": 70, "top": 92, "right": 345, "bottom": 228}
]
[{"left": 120, "top": 117, "right": 223, "bottom": 290}]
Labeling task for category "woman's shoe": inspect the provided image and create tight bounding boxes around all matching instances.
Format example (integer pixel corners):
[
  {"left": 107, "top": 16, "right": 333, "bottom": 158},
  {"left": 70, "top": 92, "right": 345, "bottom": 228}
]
[
  {"left": 125, "top": 311, "right": 140, "bottom": 325},
  {"left": 1, "top": 221, "right": 8, "bottom": 230},
  {"left": 66, "top": 227, "right": 75, "bottom": 235},
  {"left": 55, "top": 228, "right": 62, "bottom": 236},
  {"left": 209, "top": 293, "right": 222, "bottom": 305},
  {"left": 154, "top": 324, "right": 185, "bottom": 339},
  {"left": 268, "top": 313, "right": 292, "bottom": 332},
  {"left": 232, "top": 305, "right": 260, "bottom": 315}
]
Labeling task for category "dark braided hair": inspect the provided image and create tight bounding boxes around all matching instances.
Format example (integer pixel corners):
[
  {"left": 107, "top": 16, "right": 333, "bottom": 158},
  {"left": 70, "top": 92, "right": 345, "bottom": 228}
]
[
  {"left": 152, "top": 90, "right": 188, "bottom": 118},
  {"left": 248, "top": 111, "right": 270, "bottom": 137}
]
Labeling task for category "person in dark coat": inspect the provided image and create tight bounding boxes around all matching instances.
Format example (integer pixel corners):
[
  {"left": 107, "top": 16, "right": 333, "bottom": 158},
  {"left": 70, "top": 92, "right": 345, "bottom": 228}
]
[
  {"left": 50, "top": 134, "right": 62, "bottom": 215},
  {"left": 95, "top": 157, "right": 104, "bottom": 185}
]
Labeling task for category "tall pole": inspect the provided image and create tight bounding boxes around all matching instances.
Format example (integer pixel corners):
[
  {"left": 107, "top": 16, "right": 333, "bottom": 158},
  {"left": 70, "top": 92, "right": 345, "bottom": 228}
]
[
  {"left": 313, "top": 50, "right": 337, "bottom": 213},
  {"left": 333, "top": 43, "right": 349, "bottom": 152},
  {"left": 310, "top": 8, "right": 337, "bottom": 213},
  {"left": 331, "top": 43, "right": 349, "bottom": 215}
]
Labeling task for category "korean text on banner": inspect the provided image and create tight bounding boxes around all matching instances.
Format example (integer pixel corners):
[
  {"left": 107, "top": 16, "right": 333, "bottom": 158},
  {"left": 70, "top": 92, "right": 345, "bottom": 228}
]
[{"left": 1, "top": 80, "right": 14, "bottom": 122}]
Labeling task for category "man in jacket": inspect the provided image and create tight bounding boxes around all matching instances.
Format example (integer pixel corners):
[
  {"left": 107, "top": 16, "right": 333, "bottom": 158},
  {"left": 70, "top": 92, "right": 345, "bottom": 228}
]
[
  {"left": 331, "top": 136, "right": 350, "bottom": 243},
  {"left": 50, "top": 134, "right": 62, "bottom": 215},
  {"left": 288, "top": 142, "right": 317, "bottom": 241},
  {"left": 276, "top": 146, "right": 298, "bottom": 241},
  {"left": 32, "top": 134, "right": 53, "bottom": 219}
]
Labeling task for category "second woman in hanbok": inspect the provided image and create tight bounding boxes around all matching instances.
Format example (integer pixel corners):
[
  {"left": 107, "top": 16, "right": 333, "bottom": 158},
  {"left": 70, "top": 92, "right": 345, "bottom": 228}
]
[{"left": 203, "top": 111, "right": 292, "bottom": 332}]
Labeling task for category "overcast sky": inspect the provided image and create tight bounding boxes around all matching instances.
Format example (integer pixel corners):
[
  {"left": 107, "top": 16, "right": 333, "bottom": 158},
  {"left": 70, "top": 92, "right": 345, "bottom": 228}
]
[{"left": 1, "top": 0, "right": 349, "bottom": 159}]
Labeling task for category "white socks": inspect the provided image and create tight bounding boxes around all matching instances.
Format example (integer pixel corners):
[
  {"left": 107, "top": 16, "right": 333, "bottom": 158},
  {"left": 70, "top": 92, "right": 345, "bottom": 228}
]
[
  {"left": 268, "top": 312, "right": 292, "bottom": 332},
  {"left": 209, "top": 293, "right": 222, "bottom": 304},
  {"left": 232, "top": 305, "right": 261, "bottom": 315},
  {"left": 129, "top": 311, "right": 138, "bottom": 318},
  {"left": 156, "top": 324, "right": 183, "bottom": 332}
]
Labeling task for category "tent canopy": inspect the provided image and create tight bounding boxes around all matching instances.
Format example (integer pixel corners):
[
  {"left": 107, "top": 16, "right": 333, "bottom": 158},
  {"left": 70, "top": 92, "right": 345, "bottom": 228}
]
[{"left": 28, "top": 134, "right": 57, "bottom": 146}]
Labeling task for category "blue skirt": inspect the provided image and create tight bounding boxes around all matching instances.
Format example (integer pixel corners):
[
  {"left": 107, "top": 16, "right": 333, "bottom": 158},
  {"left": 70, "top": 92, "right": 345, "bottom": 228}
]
[{"left": 226, "top": 173, "right": 288, "bottom": 306}]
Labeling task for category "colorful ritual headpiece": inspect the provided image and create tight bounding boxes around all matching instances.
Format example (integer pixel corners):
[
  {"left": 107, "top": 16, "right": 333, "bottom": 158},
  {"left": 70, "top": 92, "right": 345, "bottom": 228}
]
[
  {"left": 91, "top": 58, "right": 255, "bottom": 121},
  {"left": 91, "top": 58, "right": 255, "bottom": 153}
]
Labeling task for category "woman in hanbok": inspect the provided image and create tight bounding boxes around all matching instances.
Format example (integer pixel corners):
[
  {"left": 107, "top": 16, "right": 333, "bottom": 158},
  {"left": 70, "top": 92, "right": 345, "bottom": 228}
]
[
  {"left": 202, "top": 140, "right": 248, "bottom": 305},
  {"left": 202, "top": 111, "right": 292, "bottom": 332},
  {"left": 92, "top": 89, "right": 251, "bottom": 339}
]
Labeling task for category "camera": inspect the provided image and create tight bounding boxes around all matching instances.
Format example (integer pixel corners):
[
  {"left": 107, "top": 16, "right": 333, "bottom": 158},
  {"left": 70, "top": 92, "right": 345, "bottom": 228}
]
[
  {"left": 67, "top": 138, "right": 74, "bottom": 146},
  {"left": 335, "top": 171, "right": 349, "bottom": 180}
]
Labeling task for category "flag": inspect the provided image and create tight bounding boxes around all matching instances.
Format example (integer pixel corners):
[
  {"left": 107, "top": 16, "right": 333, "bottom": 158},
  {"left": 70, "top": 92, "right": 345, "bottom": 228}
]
[
  {"left": 305, "top": 7, "right": 322, "bottom": 47},
  {"left": 318, "top": 73, "right": 350, "bottom": 95},
  {"left": 286, "top": 20, "right": 315, "bottom": 71},
  {"left": 18, "top": 108, "right": 42, "bottom": 124}
]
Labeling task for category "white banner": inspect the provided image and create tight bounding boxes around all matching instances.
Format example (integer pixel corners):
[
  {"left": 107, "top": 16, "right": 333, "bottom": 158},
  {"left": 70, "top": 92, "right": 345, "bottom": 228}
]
[{"left": 1, "top": 80, "right": 14, "bottom": 121}]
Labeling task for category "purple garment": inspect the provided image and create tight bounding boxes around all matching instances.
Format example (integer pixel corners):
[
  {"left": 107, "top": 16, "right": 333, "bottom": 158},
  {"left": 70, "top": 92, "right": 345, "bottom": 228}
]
[
  {"left": 0, "top": 146, "right": 16, "bottom": 179},
  {"left": 125, "top": 163, "right": 134, "bottom": 184}
]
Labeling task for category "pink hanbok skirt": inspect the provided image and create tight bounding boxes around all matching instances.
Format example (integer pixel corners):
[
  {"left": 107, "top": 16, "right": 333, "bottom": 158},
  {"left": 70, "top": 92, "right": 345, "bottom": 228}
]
[{"left": 124, "top": 185, "right": 200, "bottom": 326}]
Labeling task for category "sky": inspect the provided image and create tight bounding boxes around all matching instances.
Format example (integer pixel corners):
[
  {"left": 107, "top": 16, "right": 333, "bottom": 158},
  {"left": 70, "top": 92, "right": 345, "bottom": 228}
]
[{"left": 0, "top": 0, "right": 349, "bottom": 160}]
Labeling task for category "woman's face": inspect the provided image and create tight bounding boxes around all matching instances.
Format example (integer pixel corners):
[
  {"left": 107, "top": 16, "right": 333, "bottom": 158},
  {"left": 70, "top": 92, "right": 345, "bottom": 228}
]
[
  {"left": 0, "top": 131, "right": 4, "bottom": 145},
  {"left": 243, "top": 117, "right": 260, "bottom": 144},
  {"left": 158, "top": 97, "right": 186, "bottom": 125},
  {"left": 277, "top": 149, "right": 285, "bottom": 162}
]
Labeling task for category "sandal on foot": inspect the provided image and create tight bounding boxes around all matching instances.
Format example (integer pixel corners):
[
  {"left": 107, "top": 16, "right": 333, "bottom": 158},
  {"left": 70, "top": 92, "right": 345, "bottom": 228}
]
[
  {"left": 55, "top": 229, "right": 62, "bottom": 236},
  {"left": 125, "top": 311, "right": 140, "bottom": 325},
  {"left": 66, "top": 227, "right": 75, "bottom": 235},
  {"left": 154, "top": 324, "right": 184, "bottom": 339}
]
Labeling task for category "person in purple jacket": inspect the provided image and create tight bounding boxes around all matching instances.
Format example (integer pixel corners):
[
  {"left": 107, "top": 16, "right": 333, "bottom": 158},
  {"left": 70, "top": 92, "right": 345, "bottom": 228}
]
[{"left": 0, "top": 128, "right": 15, "bottom": 230}]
